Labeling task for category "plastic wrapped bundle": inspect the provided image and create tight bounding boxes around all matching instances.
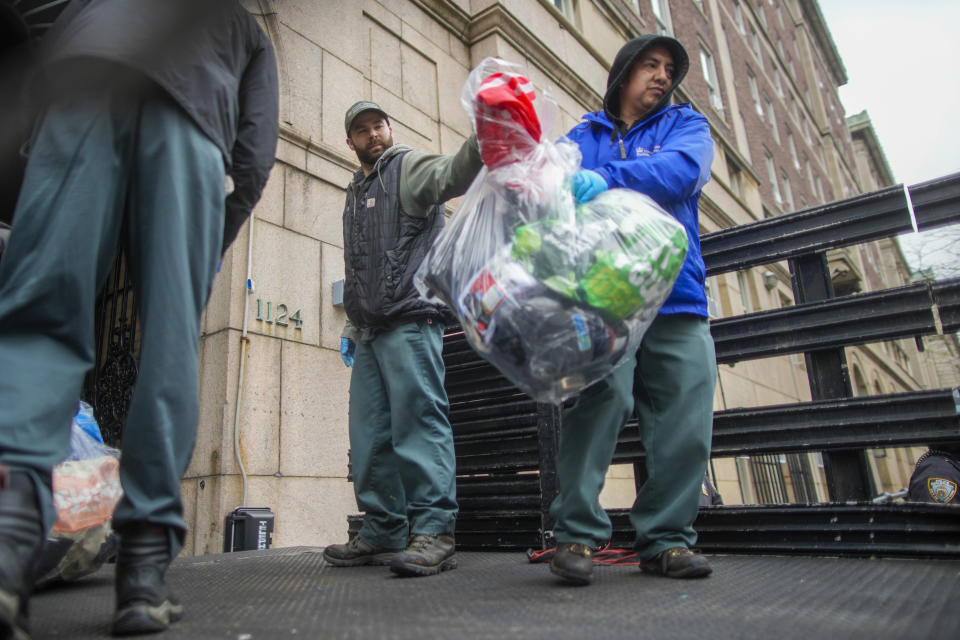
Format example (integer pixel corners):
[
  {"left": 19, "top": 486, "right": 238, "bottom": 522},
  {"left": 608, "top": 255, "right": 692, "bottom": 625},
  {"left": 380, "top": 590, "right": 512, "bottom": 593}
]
[
  {"left": 416, "top": 58, "right": 688, "bottom": 403},
  {"left": 34, "top": 402, "right": 122, "bottom": 587}
]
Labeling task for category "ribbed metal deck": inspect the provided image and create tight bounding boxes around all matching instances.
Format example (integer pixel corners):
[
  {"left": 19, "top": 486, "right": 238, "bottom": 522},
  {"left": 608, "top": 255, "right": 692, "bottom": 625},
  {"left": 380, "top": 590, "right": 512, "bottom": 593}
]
[{"left": 31, "top": 548, "right": 960, "bottom": 639}]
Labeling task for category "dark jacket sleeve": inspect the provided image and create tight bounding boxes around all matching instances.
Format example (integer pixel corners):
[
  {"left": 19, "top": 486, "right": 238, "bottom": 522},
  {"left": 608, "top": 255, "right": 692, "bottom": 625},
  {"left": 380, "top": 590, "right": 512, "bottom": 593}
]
[
  {"left": 221, "top": 28, "right": 279, "bottom": 255},
  {"left": 591, "top": 112, "right": 714, "bottom": 207}
]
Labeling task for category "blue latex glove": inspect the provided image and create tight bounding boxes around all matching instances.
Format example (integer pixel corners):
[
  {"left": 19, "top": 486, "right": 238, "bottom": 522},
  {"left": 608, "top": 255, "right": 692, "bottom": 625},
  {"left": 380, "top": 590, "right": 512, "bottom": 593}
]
[
  {"left": 340, "top": 337, "right": 356, "bottom": 367},
  {"left": 572, "top": 169, "right": 608, "bottom": 203}
]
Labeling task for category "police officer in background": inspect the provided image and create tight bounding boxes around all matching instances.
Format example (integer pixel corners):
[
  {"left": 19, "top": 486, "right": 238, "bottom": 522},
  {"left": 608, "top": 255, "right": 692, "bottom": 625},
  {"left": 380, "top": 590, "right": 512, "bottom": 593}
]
[{"left": 908, "top": 445, "right": 960, "bottom": 505}]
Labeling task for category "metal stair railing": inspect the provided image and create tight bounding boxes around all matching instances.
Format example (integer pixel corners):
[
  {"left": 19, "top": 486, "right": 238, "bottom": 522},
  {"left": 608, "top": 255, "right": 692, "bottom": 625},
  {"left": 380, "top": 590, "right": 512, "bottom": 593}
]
[{"left": 347, "top": 172, "right": 960, "bottom": 556}]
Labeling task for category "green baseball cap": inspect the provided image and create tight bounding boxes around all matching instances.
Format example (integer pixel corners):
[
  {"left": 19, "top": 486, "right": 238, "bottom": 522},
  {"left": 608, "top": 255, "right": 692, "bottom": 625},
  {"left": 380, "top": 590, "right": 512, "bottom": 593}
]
[{"left": 344, "top": 101, "right": 389, "bottom": 134}]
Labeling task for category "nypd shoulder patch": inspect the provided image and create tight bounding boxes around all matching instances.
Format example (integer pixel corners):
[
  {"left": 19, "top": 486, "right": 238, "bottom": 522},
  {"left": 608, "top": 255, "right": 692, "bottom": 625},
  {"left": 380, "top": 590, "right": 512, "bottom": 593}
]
[{"left": 927, "top": 477, "right": 958, "bottom": 504}]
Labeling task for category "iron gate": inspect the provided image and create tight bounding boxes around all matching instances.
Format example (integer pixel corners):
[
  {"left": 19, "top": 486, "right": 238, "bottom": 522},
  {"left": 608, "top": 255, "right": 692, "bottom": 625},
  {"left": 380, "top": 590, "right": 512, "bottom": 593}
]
[{"left": 81, "top": 248, "right": 139, "bottom": 447}]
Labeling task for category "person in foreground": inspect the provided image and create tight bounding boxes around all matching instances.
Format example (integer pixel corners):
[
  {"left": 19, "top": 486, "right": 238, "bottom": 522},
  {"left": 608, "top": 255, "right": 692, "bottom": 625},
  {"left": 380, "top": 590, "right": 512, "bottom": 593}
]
[
  {"left": 322, "top": 102, "right": 482, "bottom": 577},
  {"left": 549, "top": 34, "right": 716, "bottom": 585},
  {"left": 0, "top": 0, "right": 278, "bottom": 635}
]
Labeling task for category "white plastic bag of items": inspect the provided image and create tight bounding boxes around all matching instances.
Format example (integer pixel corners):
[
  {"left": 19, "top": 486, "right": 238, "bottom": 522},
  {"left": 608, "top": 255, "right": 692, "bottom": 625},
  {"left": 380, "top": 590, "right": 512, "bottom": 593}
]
[
  {"left": 35, "top": 401, "right": 122, "bottom": 587},
  {"left": 415, "top": 57, "right": 688, "bottom": 403}
]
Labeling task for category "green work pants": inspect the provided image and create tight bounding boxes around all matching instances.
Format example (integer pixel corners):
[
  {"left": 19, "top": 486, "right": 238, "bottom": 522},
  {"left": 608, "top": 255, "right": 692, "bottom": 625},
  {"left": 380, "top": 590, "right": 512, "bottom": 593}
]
[
  {"left": 550, "top": 314, "right": 716, "bottom": 559},
  {"left": 0, "top": 82, "right": 225, "bottom": 554},
  {"left": 348, "top": 319, "right": 458, "bottom": 548}
]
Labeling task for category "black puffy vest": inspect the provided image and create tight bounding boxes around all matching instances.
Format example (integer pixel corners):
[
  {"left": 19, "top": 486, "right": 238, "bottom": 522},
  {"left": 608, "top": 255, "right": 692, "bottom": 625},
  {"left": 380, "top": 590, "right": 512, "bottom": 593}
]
[{"left": 343, "top": 148, "right": 452, "bottom": 329}]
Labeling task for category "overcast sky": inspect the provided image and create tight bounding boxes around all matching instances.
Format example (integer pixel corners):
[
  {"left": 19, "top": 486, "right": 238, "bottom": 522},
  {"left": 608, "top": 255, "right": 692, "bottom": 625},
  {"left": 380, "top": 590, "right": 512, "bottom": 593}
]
[
  {"left": 819, "top": 1, "right": 960, "bottom": 185},
  {"left": 818, "top": 1, "right": 960, "bottom": 274}
]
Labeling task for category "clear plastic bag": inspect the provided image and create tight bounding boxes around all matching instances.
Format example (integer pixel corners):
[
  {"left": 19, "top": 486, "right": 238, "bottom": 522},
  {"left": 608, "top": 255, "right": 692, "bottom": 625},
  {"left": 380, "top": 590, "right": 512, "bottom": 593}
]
[
  {"left": 35, "top": 402, "right": 122, "bottom": 587},
  {"left": 415, "top": 58, "right": 688, "bottom": 403}
]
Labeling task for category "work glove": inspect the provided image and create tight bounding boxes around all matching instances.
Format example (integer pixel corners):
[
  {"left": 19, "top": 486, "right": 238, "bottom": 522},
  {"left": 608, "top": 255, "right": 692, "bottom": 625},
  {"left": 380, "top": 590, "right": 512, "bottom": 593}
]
[
  {"left": 340, "top": 337, "right": 356, "bottom": 367},
  {"left": 571, "top": 169, "right": 608, "bottom": 203}
]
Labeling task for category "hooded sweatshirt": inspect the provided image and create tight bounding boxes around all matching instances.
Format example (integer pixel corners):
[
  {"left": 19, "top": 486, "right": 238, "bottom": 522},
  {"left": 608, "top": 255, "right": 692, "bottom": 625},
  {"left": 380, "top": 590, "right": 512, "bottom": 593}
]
[{"left": 566, "top": 35, "right": 714, "bottom": 317}]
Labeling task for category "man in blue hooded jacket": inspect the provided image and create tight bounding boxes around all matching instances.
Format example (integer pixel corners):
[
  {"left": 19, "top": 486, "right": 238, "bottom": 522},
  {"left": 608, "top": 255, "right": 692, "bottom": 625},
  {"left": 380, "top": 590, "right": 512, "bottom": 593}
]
[{"left": 548, "top": 34, "right": 716, "bottom": 585}]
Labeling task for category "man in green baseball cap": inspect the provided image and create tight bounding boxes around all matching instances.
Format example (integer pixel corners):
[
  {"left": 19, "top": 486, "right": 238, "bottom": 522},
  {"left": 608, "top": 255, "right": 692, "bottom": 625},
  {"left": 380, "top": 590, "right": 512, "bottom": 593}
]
[
  {"left": 344, "top": 101, "right": 389, "bottom": 136},
  {"left": 323, "top": 100, "right": 482, "bottom": 577}
]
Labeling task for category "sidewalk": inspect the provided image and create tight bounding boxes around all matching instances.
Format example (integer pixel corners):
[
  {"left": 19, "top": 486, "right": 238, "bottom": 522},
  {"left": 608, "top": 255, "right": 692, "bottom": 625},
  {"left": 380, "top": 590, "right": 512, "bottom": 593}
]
[{"left": 32, "top": 548, "right": 960, "bottom": 639}]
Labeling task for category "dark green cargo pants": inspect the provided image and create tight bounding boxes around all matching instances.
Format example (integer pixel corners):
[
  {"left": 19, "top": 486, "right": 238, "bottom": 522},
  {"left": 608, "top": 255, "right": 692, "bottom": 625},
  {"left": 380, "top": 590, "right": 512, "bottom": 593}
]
[
  {"left": 550, "top": 314, "right": 716, "bottom": 559},
  {"left": 348, "top": 319, "right": 458, "bottom": 548},
  {"left": 0, "top": 83, "right": 225, "bottom": 554}
]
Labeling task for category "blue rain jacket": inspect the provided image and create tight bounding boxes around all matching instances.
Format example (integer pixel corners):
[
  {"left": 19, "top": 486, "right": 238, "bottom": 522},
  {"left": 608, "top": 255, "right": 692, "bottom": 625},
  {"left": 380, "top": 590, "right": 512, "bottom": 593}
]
[{"left": 566, "top": 104, "right": 714, "bottom": 316}]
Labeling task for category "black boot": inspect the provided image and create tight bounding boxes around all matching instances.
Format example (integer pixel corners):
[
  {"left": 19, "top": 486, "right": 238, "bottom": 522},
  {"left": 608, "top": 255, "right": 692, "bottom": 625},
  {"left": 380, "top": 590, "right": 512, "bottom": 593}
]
[
  {"left": 640, "top": 547, "right": 712, "bottom": 579},
  {"left": 549, "top": 543, "right": 594, "bottom": 586},
  {"left": 111, "top": 524, "right": 182, "bottom": 636},
  {"left": 0, "top": 465, "right": 46, "bottom": 640}
]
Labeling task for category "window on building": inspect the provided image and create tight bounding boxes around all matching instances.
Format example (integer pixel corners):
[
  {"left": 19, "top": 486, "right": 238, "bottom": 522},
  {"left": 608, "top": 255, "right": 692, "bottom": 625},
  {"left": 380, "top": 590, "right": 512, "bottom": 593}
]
[
  {"left": 765, "top": 96, "right": 780, "bottom": 142},
  {"left": 781, "top": 171, "right": 794, "bottom": 211},
  {"left": 788, "top": 57, "right": 796, "bottom": 78},
  {"left": 748, "top": 69, "right": 763, "bottom": 118},
  {"left": 772, "top": 64, "right": 784, "bottom": 97},
  {"left": 788, "top": 131, "right": 800, "bottom": 170},
  {"left": 758, "top": 4, "right": 767, "bottom": 29},
  {"left": 749, "top": 23, "right": 761, "bottom": 59},
  {"left": 727, "top": 153, "right": 744, "bottom": 198},
  {"left": 789, "top": 93, "right": 799, "bottom": 122},
  {"left": 705, "top": 278, "right": 722, "bottom": 318},
  {"left": 805, "top": 155, "right": 816, "bottom": 192},
  {"left": 777, "top": 37, "right": 785, "bottom": 59},
  {"left": 765, "top": 151, "right": 782, "bottom": 206},
  {"left": 551, "top": 0, "right": 575, "bottom": 18},
  {"left": 776, "top": 4, "right": 785, "bottom": 29},
  {"left": 700, "top": 47, "right": 723, "bottom": 111},
  {"left": 737, "top": 271, "right": 754, "bottom": 314},
  {"left": 733, "top": 0, "right": 745, "bottom": 34},
  {"left": 815, "top": 174, "right": 825, "bottom": 202},
  {"left": 650, "top": 0, "right": 672, "bottom": 35}
]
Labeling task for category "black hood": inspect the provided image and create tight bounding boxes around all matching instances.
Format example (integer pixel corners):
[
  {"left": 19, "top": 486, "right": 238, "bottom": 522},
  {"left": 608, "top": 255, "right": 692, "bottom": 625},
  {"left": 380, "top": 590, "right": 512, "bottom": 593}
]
[{"left": 603, "top": 35, "right": 690, "bottom": 129}]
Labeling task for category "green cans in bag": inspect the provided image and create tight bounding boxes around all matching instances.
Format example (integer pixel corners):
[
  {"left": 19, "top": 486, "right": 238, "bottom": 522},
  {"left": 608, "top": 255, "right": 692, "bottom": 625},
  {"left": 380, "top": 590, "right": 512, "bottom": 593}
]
[{"left": 510, "top": 189, "right": 688, "bottom": 320}]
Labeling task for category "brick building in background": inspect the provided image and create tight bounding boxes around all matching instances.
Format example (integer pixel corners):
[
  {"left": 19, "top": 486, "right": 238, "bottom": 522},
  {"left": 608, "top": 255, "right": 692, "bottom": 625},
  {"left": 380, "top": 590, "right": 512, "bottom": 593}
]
[{"left": 157, "top": 1, "right": 955, "bottom": 554}]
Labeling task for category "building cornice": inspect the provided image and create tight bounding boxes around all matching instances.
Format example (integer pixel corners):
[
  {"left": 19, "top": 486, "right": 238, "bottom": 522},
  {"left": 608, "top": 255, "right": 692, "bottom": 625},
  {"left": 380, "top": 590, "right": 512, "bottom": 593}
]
[
  {"left": 847, "top": 110, "right": 895, "bottom": 187},
  {"left": 799, "top": 0, "right": 847, "bottom": 86},
  {"left": 464, "top": 3, "right": 603, "bottom": 111},
  {"left": 408, "top": 0, "right": 470, "bottom": 36},
  {"left": 411, "top": 0, "right": 607, "bottom": 111}
]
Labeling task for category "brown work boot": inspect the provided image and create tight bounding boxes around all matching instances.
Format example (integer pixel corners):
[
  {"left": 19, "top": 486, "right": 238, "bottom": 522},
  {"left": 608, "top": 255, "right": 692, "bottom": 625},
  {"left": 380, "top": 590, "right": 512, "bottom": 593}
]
[
  {"left": 390, "top": 533, "right": 456, "bottom": 577},
  {"left": 322, "top": 536, "right": 402, "bottom": 567},
  {"left": 549, "top": 542, "right": 594, "bottom": 586},
  {"left": 0, "top": 466, "right": 46, "bottom": 640},
  {"left": 641, "top": 547, "right": 712, "bottom": 579}
]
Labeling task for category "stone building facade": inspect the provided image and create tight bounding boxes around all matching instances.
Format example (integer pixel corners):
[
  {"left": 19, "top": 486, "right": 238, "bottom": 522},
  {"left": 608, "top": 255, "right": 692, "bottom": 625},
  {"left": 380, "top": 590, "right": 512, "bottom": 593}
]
[{"left": 178, "top": 0, "right": 950, "bottom": 555}]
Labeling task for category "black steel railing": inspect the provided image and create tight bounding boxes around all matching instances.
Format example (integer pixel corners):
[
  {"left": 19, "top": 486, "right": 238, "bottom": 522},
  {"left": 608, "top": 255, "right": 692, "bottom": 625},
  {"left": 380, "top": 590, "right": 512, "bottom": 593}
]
[{"left": 347, "top": 172, "right": 960, "bottom": 556}]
